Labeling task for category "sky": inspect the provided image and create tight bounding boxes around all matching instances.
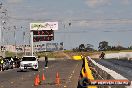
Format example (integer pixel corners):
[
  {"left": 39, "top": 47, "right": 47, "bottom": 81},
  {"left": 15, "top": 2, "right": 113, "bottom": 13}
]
[{"left": 1, "top": 0, "right": 132, "bottom": 49}]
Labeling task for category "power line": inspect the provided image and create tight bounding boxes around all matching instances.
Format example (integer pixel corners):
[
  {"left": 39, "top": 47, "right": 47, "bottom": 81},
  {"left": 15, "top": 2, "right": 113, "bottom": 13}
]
[
  {"left": 7, "top": 16, "right": 132, "bottom": 24},
  {"left": 55, "top": 29, "right": 132, "bottom": 33}
]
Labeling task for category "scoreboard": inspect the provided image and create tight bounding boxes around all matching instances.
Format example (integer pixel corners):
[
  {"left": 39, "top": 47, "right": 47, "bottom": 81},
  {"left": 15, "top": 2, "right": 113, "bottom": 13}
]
[
  {"left": 33, "top": 30, "right": 53, "bottom": 35},
  {"left": 33, "top": 36, "right": 54, "bottom": 42},
  {"left": 33, "top": 30, "right": 54, "bottom": 42}
]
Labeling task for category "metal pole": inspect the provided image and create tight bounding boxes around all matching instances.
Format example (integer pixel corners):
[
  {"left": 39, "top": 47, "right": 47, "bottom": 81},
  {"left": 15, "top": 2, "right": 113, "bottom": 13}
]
[
  {"left": 1, "top": 21, "right": 4, "bottom": 57},
  {"left": 0, "top": 22, "right": 2, "bottom": 56},
  {"left": 14, "top": 28, "right": 17, "bottom": 56},
  {"left": 30, "top": 31, "right": 33, "bottom": 56},
  {"left": 0, "top": 22, "right": 3, "bottom": 56},
  {"left": 23, "top": 31, "right": 26, "bottom": 55},
  {"left": 2, "top": 28, "right": 5, "bottom": 58},
  {"left": 0, "top": 3, "right": 2, "bottom": 56}
]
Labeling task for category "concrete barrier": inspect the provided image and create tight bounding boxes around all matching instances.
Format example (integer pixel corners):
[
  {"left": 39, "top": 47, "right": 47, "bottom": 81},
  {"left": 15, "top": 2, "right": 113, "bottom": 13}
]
[
  {"left": 105, "top": 52, "right": 132, "bottom": 59},
  {"left": 87, "top": 56, "right": 132, "bottom": 88}
]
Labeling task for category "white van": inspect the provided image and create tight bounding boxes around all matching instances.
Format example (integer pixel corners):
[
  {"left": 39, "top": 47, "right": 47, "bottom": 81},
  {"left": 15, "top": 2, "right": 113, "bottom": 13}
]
[{"left": 20, "top": 56, "right": 38, "bottom": 71}]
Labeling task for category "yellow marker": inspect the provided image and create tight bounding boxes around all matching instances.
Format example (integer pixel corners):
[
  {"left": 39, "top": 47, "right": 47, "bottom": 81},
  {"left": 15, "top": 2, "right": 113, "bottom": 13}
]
[
  {"left": 11, "top": 82, "right": 14, "bottom": 84},
  {"left": 72, "top": 56, "right": 82, "bottom": 60}
]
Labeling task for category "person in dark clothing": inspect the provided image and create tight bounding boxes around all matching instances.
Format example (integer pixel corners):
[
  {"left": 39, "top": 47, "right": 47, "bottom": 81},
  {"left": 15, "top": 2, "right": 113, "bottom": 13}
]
[
  {"left": 99, "top": 52, "right": 105, "bottom": 59},
  {"left": 45, "top": 54, "right": 48, "bottom": 68},
  {"left": 81, "top": 57, "right": 85, "bottom": 68},
  {"left": 13, "top": 56, "right": 20, "bottom": 68},
  {"left": 0, "top": 56, "right": 4, "bottom": 71}
]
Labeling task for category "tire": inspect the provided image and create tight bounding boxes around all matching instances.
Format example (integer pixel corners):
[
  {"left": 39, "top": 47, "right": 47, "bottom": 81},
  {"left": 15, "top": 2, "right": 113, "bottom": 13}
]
[
  {"left": 20, "top": 70, "right": 23, "bottom": 72},
  {"left": 34, "top": 69, "right": 38, "bottom": 71}
]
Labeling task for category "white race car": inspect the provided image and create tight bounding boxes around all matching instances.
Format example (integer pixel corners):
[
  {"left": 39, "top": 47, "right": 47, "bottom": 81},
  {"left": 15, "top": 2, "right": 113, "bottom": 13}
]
[{"left": 20, "top": 56, "right": 38, "bottom": 71}]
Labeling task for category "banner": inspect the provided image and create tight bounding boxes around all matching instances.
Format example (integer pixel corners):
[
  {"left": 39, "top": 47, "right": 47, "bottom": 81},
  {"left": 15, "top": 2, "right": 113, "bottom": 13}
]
[
  {"left": 30, "top": 22, "right": 58, "bottom": 30},
  {"left": 46, "top": 43, "right": 59, "bottom": 51}
]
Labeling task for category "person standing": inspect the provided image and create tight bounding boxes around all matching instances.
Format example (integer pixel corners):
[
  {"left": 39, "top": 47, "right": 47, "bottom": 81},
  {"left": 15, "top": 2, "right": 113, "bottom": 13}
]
[
  {"left": 45, "top": 54, "right": 48, "bottom": 68},
  {"left": 0, "top": 56, "right": 4, "bottom": 71}
]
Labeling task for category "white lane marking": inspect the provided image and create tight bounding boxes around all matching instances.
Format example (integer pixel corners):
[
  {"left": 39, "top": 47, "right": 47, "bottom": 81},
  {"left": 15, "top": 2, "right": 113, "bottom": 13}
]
[
  {"left": 21, "top": 77, "right": 24, "bottom": 80},
  {"left": 28, "top": 75, "right": 31, "bottom": 77},
  {"left": 65, "top": 63, "right": 79, "bottom": 84},
  {"left": 1, "top": 85, "right": 4, "bottom": 88},
  {"left": 11, "top": 81, "right": 14, "bottom": 84},
  {"left": 64, "top": 85, "right": 67, "bottom": 87}
]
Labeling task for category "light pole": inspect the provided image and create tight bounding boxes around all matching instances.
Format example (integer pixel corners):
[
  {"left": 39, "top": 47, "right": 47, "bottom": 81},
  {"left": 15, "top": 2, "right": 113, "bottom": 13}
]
[
  {"left": 0, "top": 2, "right": 2, "bottom": 56},
  {"left": 30, "top": 31, "right": 34, "bottom": 56},
  {"left": 20, "top": 26, "right": 28, "bottom": 56},
  {"left": 21, "top": 26, "right": 26, "bottom": 56},
  {"left": 0, "top": 2, "right": 7, "bottom": 57},
  {"left": 13, "top": 26, "right": 17, "bottom": 56},
  {"left": 1, "top": 20, "right": 6, "bottom": 58}
]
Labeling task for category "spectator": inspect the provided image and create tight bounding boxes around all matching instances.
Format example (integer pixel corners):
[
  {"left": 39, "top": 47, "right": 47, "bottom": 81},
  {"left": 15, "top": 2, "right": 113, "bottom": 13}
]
[
  {"left": 0, "top": 56, "right": 4, "bottom": 71},
  {"left": 45, "top": 54, "right": 48, "bottom": 68}
]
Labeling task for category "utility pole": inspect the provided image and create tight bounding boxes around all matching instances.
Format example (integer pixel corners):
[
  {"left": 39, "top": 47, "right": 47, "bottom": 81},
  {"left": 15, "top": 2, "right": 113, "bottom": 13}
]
[
  {"left": 23, "top": 31, "right": 26, "bottom": 55},
  {"left": 0, "top": 2, "right": 3, "bottom": 57},
  {"left": 0, "top": 2, "right": 7, "bottom": 58},
  {"left": 30, "top": 31, "right": 34, "bottom": 56},
  {"left": 14, "top": 26, "right": 17, "bottom": 56}
]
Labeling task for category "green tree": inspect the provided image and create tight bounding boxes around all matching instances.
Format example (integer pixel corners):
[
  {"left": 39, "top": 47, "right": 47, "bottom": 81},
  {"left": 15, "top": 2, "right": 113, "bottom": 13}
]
[
  {"left": 85, "top": 44, "right": 94, "bottom": 51},
  {"left": 98, "top": 41, "right": 109, "bottom": 51},
  {"left": 79, "top": 44, "right": 85, "bottom": 51}
]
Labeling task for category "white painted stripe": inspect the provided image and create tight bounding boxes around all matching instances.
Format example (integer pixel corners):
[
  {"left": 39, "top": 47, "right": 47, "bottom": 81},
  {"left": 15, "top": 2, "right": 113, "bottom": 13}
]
[{"left": 87, "top": 56, "right": 132, "bottom": 88}]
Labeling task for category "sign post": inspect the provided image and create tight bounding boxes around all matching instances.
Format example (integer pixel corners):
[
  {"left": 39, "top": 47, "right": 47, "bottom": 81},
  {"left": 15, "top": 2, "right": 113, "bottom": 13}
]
[
  {"left": 30, "top": 31, "right": 34, "bottom": 56},
  {"left": 30, "top": 22, "right": 58, "bottom": 54}
]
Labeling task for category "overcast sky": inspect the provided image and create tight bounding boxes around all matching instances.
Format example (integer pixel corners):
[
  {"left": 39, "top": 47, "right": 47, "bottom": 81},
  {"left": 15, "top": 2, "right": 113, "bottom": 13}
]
[{"left": 1, "top": 0, "right": 132, "bottom": 49}]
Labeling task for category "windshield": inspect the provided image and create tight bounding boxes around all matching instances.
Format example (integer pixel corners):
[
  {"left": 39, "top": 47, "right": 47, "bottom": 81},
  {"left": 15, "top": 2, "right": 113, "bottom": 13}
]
[{"left": 22, "top": 57, "right": 36, "bottom": 61}]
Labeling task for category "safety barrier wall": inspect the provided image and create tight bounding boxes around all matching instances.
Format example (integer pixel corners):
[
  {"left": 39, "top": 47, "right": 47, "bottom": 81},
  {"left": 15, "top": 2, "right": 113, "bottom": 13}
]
[
  {"left": 87, "top": 56, "right": 131, "bottom": 88},
  {"left": 105, "top": 52, "right": 132, "bottom": 59},
  {"left": 77, "top": 56, "right": 97, "bottom": 88},
  {"left": 92, "top": 65, "right": 126, "bottom": 88}
]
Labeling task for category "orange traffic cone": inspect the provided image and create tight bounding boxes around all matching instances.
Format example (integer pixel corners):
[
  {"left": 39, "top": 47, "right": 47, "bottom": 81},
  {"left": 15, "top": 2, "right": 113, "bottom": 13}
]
[
  {"left": 37, "top": 74, "right": 40, "bottom": 84},
  {"left": 42, "top": 73, "right": 46, "bottom": 81},
  {"left": 55, "top": 72, "right": 60, "bottom": 85},
  {"left": 34, "top": 76, "right": 39, "bottom": 86}
]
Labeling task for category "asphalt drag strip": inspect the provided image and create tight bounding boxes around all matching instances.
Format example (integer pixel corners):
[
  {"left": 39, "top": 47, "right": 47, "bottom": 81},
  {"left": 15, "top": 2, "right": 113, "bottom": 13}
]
[{"left": 0, "top": 59, "right": 82, "bottom": 88}]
